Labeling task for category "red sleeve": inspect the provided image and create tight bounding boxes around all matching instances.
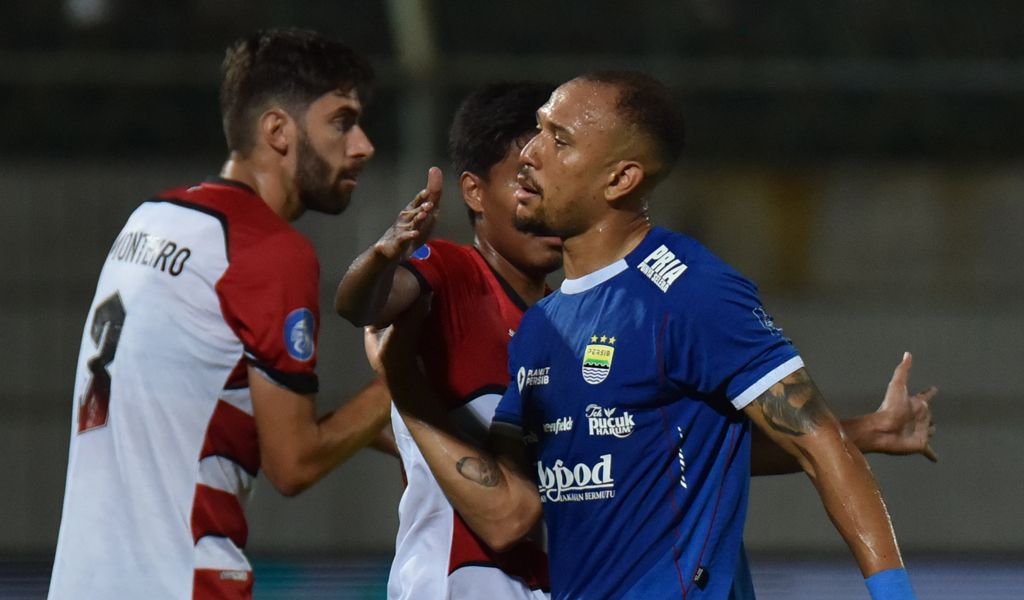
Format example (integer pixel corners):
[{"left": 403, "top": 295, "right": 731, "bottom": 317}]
[
  {"left": 400, "top": 240, "right": 452, "bottom": 292},
  {"left": 217, "top": 230, "right": 320, "bottom": 394}
]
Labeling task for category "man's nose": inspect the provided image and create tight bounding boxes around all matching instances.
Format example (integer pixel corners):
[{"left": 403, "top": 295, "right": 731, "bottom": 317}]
[
  {"left": 349, "top": 126, "right": 375, "bottom": 160},
  {"left": 519, "top": 133, "right": 540, "bottom": 168}
]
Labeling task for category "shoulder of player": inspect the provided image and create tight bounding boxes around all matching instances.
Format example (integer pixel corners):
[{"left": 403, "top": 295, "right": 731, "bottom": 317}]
[
  {"left": 175, "top": 184, "right": 316, "bottom": 265},
  {"left": 514, "top": 296, "right": 555, "bottom": 338},
  {"left": 408, "top": 238, "right": 473, "bottom": 263},
  {"left": 404, "top": 237, "right": 482, "bottom": 281},
  {"left": 628, "top": 227, "right": 755, "bottom": 301},
  {"left": 233, "top": 227, "right": 317, "bottom": 276}
]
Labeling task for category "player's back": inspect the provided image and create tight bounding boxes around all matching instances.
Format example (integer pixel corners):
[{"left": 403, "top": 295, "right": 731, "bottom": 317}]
[{"left": 49, "top": 179, "right": 314, "bottom": 599}]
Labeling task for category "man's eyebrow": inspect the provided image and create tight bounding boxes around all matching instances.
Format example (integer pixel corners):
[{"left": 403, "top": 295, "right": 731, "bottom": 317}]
[
  {"left": 537, "top": 110, "right": 573, "bottom": 138},
  {"left": 331, "top": 105, "right": 361, "bottom": 119}
]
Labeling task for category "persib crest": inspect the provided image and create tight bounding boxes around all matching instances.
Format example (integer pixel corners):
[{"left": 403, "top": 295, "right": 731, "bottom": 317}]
[{"left": 581, "top": 334, "right": 616, "bottom": 385}]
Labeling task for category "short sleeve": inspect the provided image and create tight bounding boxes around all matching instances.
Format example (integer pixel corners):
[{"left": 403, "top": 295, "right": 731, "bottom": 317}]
[
  {"left": 400, "top": 241, "right": 450, "bottom": 293},
  {"left": 217, "top": 231, "right": 320, "bottom": 394},
  {"left": 665, "top": 269, "right": 802, "bottom": 410}
]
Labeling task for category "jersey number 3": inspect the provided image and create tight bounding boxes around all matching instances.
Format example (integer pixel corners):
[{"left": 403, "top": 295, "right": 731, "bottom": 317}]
[{"left": 78, "top": 292, "right": 126, "bottom": 433}]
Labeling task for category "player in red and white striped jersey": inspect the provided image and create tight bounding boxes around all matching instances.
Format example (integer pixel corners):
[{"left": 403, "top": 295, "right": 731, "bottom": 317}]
[{"left": 49, "top": 29, "right": 389, "bottom": 600}]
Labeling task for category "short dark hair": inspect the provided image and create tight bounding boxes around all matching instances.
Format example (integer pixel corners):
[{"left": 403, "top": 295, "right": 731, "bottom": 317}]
[
  {"left": 577, "top": 71, "right": 685, "bottom": 173},
  {"left": 220, "top": 28, "right": 374, "bottom": 155},
  {"left": 449, "top": 82, "right": 556, "bottom": 178},
  {"left": 449, "top": 82, "right": 555, "bottom": 223}
]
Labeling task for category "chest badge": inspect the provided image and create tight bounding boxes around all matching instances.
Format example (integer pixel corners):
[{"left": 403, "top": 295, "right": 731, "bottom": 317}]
[{"left": 582, "top": 334, "right": 616, "bottom": 385}]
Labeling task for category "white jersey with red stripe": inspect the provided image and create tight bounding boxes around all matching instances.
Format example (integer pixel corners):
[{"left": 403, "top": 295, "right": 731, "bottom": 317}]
[
  {"left": 48, "top": 178, "right": 321, "bottom": 600},
  {"left": 387, "top": 240, "right": 550, "bottom": 600}
]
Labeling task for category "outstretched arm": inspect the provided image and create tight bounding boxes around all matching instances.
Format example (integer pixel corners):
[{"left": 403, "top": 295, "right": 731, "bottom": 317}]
[
  {"left": 751, "top": 352, "right": 937, "bottom": 475},
  {"left": 367, "top": 299, "right": 543, "bottom": 550},
  {"left": 335, "top": 167, "right": 442, "bottom": 328},
  {"left": 368, "top": 418, "right": 399, "bottom": 458},
  {"left": 743, "top": 367, "right": 906, "bottom": 579},
  {"left": 250, "top": 375, "right": 393, "bottom": 496}
]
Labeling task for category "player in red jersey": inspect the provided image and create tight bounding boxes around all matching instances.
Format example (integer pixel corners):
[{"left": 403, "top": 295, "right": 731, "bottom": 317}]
[
  {"left": 340, "top": 83, "right": 559, "bottom": 600},
  {"left": 50, "top": 29, "right": 391, "bottom": 600},
  {"left": 338, "top": 82, "right": 937, "bottom": 600}
]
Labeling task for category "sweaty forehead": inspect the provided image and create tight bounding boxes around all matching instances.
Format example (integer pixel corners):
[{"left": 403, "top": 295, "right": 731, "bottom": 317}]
[{"left": 541, "top": 80, "right": 620, "bottom": 132}]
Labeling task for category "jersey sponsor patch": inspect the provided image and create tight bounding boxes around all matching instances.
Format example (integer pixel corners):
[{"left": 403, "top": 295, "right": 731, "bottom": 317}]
[
  {"left": 637, "top": 244, "right": 688, "bottom": 292},
  {"left": 536, "top": 454, "right": 616, "bottom": 503},
  {"left": 518, "top": 366, "right": 550, "bottom": 393},
  {"left": 585, "top": 404, "right": 635, "bottom": 438},
  {"left": 581, "top": 335, "right": 615, "bottom": 384},
  {"left": 283, "top": 308, "right": 315, "bottom": 362},
  {"left": 543, "top": 416, "right": 573, "bottom": 435},
  {"left": 410, "top": 244, "right": 431, "bottom": 260}
]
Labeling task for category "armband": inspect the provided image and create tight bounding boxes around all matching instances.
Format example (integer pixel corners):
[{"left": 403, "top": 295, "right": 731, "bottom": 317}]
[{"left": 865, "top": 567, "right": 916, "bottom": 600}]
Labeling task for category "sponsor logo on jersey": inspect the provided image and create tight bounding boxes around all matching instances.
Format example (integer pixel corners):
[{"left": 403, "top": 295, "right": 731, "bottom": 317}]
[
  {"left": 517, "top": 366, "right": 550, "bottom": 392},
  {"left": 638, "top": 244, "right": 688, "bottom": 292},
  {"left": 410, "top": 244, "right": 431, "bottom": 260},
  {"left": 536, "top": 454, "right": 615, "bottom": 503},
  {"left": 543, "top": 417, "right": 573, "bottom": 435},
  {"left": 284, "top": 308, "right": 315, "bottom": 362},
  {"left": 582, "top": 335, "right": 615, "bottom": 384},
  {"left": 585, "top": 404, "right": 636, "bottom": 438}
]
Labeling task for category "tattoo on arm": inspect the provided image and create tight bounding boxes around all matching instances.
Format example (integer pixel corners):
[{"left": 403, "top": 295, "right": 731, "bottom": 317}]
[
  {"left": 456, "top": 456, "right": 501, "bottom": 487},
  {"left": 754, "top": 368, "right": 829, "bottom": 436}
]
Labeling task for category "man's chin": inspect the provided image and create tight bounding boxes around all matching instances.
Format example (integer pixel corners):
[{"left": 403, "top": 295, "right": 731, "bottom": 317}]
[
  {"left": 513, "top": 215, "right": 558, "bottom": 237},
  {"left": 302, "top": 192, "right": 351, "bottom": 215}
]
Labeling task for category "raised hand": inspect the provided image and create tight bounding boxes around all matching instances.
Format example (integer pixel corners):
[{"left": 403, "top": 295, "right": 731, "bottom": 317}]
[
  {"left": 871, "top": 352, "right": 939, "bottom": 461},
  {"left": 374, "top": 167, "right": 443, "bottom": 261}
]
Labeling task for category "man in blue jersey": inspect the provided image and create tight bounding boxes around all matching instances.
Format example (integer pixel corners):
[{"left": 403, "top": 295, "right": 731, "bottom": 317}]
[
  {"left": 372, "top": 74, "right": 923, "bottom": 599},
  {"left": 349, "top": 82, "right": 934, "bottom": 599}
]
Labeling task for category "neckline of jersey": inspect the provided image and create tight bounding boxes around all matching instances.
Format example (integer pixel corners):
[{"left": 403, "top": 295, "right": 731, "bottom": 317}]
[
  {"left": 559, "top": 227, "right": 664, "bottom": 295},
  {"left": 472, "top": 246, "right": 531, "bottom": 312}
]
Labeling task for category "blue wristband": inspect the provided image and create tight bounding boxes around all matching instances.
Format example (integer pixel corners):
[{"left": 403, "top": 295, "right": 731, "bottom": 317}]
[{"left": 865, "top": 567, "right": 917, "bottom": 600}]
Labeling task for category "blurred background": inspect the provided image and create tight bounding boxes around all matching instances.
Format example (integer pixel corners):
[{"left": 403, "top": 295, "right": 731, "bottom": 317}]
[{"left": 2, "top": 0, "right": 1022, "bottom": 597}]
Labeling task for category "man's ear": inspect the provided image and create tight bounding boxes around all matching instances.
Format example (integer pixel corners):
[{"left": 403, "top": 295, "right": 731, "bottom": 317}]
[
  {"left": 259, "top": 108, "right": 293, "bottom": 155},
  {"left": 460, "top": 171, "right": 485, "bottom": 218},
  {"left": 605, "top": 160, "right": 646, "bottom": 203}
]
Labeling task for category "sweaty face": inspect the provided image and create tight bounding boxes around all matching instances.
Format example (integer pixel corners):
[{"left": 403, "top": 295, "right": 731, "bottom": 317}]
[
  {"left": 473, "top": 137, "right": 563, "bottom": 276},
  {"left": 295, "top": 90, "right": 374, "bottom": 215},
  {"left": 514, "top": 80, "right": 623, "bottom": 238}
]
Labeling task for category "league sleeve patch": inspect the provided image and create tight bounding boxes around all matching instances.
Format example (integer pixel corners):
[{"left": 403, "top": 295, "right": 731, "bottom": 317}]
[
  {"left": 283, "top": 308, "right": 316, "bottom": 362},
  {"left": 410, "top": 244, "right": 431, "bottom": 260}
]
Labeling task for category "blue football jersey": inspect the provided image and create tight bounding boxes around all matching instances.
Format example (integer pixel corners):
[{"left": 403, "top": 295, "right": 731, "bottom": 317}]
[{"left": 493, "top": 227, "right": 802, "bottom": 599}]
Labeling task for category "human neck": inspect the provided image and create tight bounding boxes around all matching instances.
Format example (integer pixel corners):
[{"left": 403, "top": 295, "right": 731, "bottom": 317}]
[
  {"left": 561, "top": 211, "right": 651, "bottom": 279},
  {"left": 474, "top": 236, "right": 548, "bottom": 307},
  {"left": 220, "top": 154, "right": 303, "bottom": 222}
]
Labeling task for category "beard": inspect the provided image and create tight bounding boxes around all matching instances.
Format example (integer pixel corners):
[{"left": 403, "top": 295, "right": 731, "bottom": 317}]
[
  {"left": 295, "top": 129, "right": 351, "bottom": 215},
  {"left": 513, "top": 205, "right": 560, "bottom": 237}
]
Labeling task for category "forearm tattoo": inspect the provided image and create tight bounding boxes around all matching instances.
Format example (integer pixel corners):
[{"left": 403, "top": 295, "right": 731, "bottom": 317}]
[
  {"left": 456, "top": 456, "right": 501, "bottom": 487},
  {"left": 754, "top": 368, "right": 829, "bottom": 436}
]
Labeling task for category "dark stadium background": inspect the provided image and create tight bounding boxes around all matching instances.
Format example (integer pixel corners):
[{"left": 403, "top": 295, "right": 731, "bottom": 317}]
[{"left": 2, "top": 1, "right": 1021, "bottom": 598}]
